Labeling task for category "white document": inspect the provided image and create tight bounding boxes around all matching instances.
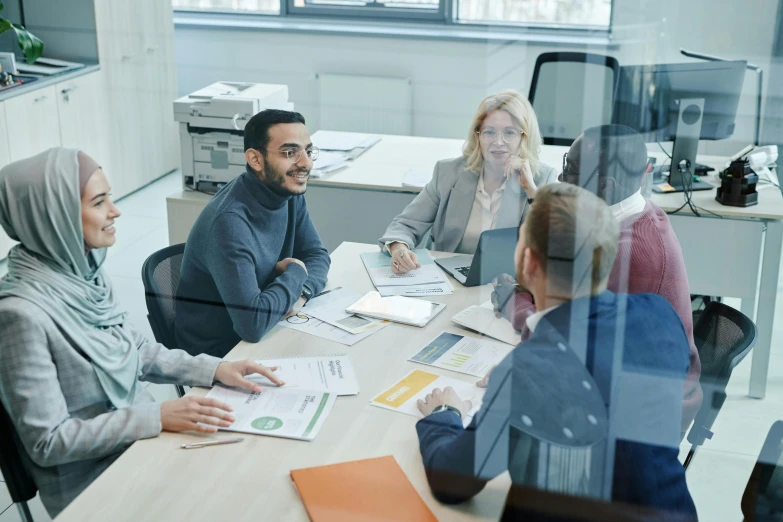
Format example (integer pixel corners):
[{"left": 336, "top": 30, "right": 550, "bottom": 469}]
[
  {"left": 310, "top": 163, "right": 347, "bottom": 178},
  {"left": 451, "top": 302, "right": 521, "bottom": 346},
  {"left": 302, "top": 287, "right": 387, "bottom": 334},
  {"left": 311, "top": 130, "right": 381, "bottom": 151},
  {"left": 311, "top": 150, "right": 348, "bottom": 178},
  {"left": 361, "top": 250, "right": 447, "bottom": 287},
  {"left": 206, "top": 386, "right": 336, "bottom": 441},
  {"left": 371, "top": 369, "right": 485, "bottom": 428},
  {"left": 346, "top": 291, "right": 446, "bottom": 328},
  {"left": 378, "top": 281, "right": 453, "bottom": 297},
  {"left": 278, "top": 312, "right": 387, "bottom": 346},
  {"left": 408, "top": 332, "right": 512, "bottom": 378},
  {"left": 402, "top": 169, "right": 432, "bottom": 188},
  {"left": 248, "top": 354, "right": 360, "bottom": 396}
]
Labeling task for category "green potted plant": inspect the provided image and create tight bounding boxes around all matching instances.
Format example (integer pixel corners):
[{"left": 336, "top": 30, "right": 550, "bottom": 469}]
[{"left": 0, "top": 1, "right": 43, "bottom": 64}]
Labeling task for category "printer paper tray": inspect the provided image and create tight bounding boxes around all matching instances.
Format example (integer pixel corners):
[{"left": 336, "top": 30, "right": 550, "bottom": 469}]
[{"left": 193, "top": 161, "right": 245, "bottom": 185}]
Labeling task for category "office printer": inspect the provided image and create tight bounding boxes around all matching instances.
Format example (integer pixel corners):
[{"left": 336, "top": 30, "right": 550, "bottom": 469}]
[{"left": 174, "top": 82, "right": 294, "bottom": 193}]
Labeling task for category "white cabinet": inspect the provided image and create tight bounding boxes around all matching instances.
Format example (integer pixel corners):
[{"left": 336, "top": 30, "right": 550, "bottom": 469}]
[
  {"left": 56, "top": 73, "right": 108, "bottom": 162},
  {"left": 94, "top": 0, "right": 179, "bottom": 198},
  {"left": 5, "top": 86, "right": 61, "bottom": 161},
  {"left": 0, "top": 102, "right": 11, "bottom": 169},
  {"left": 0, "top": 0, "right": 179, "bottom": 259},
  {"left": 0, "top": 101, "right": 16, "bottom": 260}
]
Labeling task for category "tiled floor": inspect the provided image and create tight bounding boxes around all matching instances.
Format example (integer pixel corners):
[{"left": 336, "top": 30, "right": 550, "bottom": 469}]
[{"left": 0, "top": 171, "right": 782, "bottom": 520}]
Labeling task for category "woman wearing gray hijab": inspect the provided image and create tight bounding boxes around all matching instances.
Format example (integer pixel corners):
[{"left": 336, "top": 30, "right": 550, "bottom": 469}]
[{"left": 0, "top": 148, "right": 285, "bottom": 518}]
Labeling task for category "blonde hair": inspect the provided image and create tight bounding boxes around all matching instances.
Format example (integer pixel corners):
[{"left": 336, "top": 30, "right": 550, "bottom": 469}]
[
  {"left": 524, "top": 184, "right": 619, "bottom": 297},
  {"left": 463, "top": 89, "right": 543, "bottom": 175}
]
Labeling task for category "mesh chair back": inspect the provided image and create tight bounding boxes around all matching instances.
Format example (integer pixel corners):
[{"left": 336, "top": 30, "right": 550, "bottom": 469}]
[
  {"left": 0, "top": 400, "right": 37, "bottom": 503},
  {"left": 687, "top": 301, "right": 757, "bottom": 447},
  {"left": 694, "top": 301, "right": 756, "bottom": 383},
  {"left": 742, "top": 421, "right": 783, "bottom": 521},
  {"left": 528, "top": 52, "right": 620, "bottom": 146},
  {"left": 141, "top": 243, "right": 186, "bottom": 349}
]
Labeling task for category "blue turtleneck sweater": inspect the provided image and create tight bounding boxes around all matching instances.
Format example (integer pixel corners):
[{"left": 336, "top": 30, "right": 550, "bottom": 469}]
[{"left": 174, "top": 168, "right": 330, "bottom": 357}]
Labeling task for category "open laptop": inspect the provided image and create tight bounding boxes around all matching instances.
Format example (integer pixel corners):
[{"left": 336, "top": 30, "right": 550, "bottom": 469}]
[{"left": 435, "top": 227, "right": 518, "bottom": 287}]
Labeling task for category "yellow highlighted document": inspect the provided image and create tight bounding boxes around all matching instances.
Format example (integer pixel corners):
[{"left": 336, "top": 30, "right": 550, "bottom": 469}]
[
  {"left": 370, "top": 369, "right": 485, "bottom": 428},
  {"left": 374, "top": 369, "right": 440, "bottom": 408}
]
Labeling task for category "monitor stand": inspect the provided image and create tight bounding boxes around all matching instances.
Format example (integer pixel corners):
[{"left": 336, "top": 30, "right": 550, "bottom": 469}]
[{"left": 666, "top": 97, "right": 713, "bottom": 193}]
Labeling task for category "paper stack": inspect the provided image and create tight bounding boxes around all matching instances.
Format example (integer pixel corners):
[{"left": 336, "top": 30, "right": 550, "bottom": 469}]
[
  {"left": 360, "top": 250, "right": 452, "bottom": 297},
  {"left": 311, "top": 130, "right": 381, "bottom": 160},
  {"left": 310, "top": 150, "right": 349, "bottom": 178}
]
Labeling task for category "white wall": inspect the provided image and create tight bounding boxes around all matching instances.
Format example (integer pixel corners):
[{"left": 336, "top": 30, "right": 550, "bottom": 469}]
[{"left": 175, "top": 0, "right": 779, "bottom": 153}]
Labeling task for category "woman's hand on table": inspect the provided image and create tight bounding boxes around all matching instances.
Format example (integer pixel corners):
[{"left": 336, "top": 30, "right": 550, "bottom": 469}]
[
  {"left": 161, "top": 396, "right": 236, "bottom": 433},
  {"left": 389, "top": 242, "right": 421, "bottom": 274},
  {"left": 215, "top": 360, "right": 285, "bottom": 392}
]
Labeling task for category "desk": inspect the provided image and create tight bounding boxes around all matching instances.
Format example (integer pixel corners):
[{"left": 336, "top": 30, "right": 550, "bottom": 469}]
[
  {"left": 165, "top": 134, "right": 783, "bottom": 399},
  {"left": 56, "top": 243, "right": 511, "bottom": 522}
]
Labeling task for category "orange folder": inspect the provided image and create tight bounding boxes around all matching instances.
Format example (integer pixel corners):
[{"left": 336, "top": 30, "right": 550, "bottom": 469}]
[{"left": 290, "top": 455, "right": 438, "bottom": 522}]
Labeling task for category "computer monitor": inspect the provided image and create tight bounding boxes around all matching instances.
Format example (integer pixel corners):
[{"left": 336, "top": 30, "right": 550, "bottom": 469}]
[{"left": 612, "top": 61, "right": 747, "bottom": 192}]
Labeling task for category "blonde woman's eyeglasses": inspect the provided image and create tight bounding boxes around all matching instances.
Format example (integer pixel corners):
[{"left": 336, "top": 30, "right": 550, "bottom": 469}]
[{"left": 477, "top": 128, "right": 523, "bottom": 145}]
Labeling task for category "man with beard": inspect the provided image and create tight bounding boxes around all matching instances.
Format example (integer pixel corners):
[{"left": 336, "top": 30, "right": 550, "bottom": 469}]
[{"left": 175, "top": 110, "right": 330, "bottom": 358}]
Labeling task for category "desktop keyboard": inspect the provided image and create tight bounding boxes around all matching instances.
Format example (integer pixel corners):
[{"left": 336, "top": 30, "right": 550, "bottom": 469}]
[
  {"left": 652, "top": 162, "right": 715, "bottom": 183},
  {"left": 455, "top": 266, "right": 471, "bottom": 278}
]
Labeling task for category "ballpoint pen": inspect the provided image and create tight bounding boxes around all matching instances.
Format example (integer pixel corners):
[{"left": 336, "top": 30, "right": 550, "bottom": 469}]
[{"left": 181, "top": 437, "right": 244, "bottom": 450}]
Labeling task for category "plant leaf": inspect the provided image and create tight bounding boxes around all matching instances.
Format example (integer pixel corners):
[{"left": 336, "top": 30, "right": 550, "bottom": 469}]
[
  {"left": 11, "top": 22, "right": 43, "bottom": 63},
  {"left": 0, "top": 2, "right": 5, "bottom": 14}
]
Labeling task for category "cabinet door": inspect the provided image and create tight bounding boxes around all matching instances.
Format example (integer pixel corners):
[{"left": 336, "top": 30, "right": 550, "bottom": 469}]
[
  {"left": 0, "top": 101, "right": 16, "bottom": 260},
  {"left": 6, "top": 86, "right": 61, "bottom": 161},
  {"left": 0, "top": 101, "right": 11, "bottom": 169},
  {"left": 56, "top": 73, "right": 106, "bottom": 161}
]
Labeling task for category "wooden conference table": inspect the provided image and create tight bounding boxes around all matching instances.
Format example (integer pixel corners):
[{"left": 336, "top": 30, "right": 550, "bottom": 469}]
[
  {"left": 57, "top": 242, "right": 513, "bottom": 522},
  {"left": 167, "top": 132, "right": 783, "bottom": 400}
]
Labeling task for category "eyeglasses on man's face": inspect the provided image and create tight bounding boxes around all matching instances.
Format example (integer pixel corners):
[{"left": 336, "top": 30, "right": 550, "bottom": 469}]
[
  {"left": 477, "top": 127, "right": 523, "bottom": 145},
  {"left": 259, "top": 146, "right": 320, "bottom": 163}
]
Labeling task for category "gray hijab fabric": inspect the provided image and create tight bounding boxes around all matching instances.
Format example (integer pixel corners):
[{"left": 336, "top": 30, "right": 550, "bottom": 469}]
[{"left": 0, "top": 148, "right": 141, "bottom": 408}]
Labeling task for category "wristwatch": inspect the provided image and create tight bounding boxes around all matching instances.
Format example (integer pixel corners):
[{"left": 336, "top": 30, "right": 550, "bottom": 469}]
[
  {"left": 527, "top": 197, "right": 535, "bottom": 205},
  {"left": 301, "top": 284, "right": 314, "bottom": 302},
  {"left": 430, "top": 404, "right": 463, "bottom": 419}
]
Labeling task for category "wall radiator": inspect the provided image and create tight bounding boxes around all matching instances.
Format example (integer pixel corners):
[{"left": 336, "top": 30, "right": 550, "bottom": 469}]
[{"left": 317, "top": 73, "right": 412, "bottom": 135}]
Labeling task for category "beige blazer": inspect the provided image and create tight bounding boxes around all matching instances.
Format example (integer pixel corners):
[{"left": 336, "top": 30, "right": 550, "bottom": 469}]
[{"left": 379, "top": 157, "right": 558, "bottom": 252}]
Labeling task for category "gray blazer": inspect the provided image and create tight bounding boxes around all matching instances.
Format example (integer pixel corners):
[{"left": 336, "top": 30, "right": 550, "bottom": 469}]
[
  {"left": 0, "top": 297, "right": 223, "bottom": 518},
  {"left": 379, "top": 157, "right": 558, "bottom": 252}
]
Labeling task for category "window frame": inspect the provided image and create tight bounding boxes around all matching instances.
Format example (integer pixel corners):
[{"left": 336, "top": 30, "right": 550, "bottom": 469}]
[
  {"left": 173, "top": 0, "right": 614, "bottom": 34},
  {"left": 286, "top": 0, "right": 447, "bottom": 23}
]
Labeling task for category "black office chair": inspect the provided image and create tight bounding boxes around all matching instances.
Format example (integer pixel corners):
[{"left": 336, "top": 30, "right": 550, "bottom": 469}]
[
  {"left": 0, "top": 401, "right": 37, "bottom": 522},
  {"left": 528, "top": 52, "right": 621, "bottom": 146},
  {"left": 501, "top": 484, "right": 696, "bottom": 522},
  {"left": 683, "top": 301, "right": 757, "bottom": 469},
  {"left": 742, "top": 420, "right": 783, "bottom": 522},
  {"left": 141, "top": 243, "right": 187, "bottom": 398}
]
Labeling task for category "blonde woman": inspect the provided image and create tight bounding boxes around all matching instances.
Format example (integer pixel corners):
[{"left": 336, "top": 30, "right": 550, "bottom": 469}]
[{"left": 379, "top": 90, "right": 558, "bottom": 273}]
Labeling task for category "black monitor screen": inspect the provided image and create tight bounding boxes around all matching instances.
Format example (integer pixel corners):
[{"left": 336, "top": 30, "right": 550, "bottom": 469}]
[{"left": 612, "top": 60, "right": 747, "bottom": 142}]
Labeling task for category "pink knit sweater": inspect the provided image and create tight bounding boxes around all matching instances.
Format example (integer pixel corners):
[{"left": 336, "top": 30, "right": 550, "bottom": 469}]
[{"left": 505, "top": 200, "right": 702, "bottom": 430}]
